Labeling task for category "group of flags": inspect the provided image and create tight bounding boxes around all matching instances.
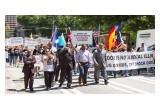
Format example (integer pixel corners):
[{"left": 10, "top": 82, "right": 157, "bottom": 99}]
[
  {"left": 38, "top": 21, "right": 124, "bottom": 50},
  {"left": 93, "top": 21, "right": 123, "bottom": 51},
  {"left": 50, "top": 27, "right": 72, "bottom": 49}
]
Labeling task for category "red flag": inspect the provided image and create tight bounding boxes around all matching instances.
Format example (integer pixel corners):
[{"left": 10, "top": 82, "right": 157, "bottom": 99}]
[{"left": 106, "top": 26, "right": 116, "bottom": 50}]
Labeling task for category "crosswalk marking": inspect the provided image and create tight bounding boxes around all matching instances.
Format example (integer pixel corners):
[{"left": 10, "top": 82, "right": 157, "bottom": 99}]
[
  {"left": 59, "top": 89, "right": 72, "bottom": 94},
  {"left": 109, "top": 80, "right": 152, "bottom": 94},
  {"left": 70, "top": 88, "right": 84, "bottom": 94},
  {"left": 98, "top": 82, "right": 133, "bottom": 94},
  {"left": 136, "top": 77, "right": 154, "bottom": 82},
  {"left": 129, "top": 77, "right": 154, "bottom": 84}
]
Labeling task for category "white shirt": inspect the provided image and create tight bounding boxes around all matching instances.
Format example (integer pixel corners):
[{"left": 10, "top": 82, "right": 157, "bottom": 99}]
[
  {"left": 76, "top": 49, "right": 91, "bottom": 63},
  {"left": 43, "top": 55, "right": 54, "bottom": 72}
]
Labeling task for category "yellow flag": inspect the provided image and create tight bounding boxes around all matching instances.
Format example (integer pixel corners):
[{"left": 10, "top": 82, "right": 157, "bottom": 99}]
[{"left": 29, "top": 33, "right": 33, "bottom": 39}]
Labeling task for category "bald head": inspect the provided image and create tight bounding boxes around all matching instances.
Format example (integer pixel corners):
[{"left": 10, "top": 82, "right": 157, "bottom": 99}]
[{"left": 99, "top": 43, "right": 104, "bottom": 49}]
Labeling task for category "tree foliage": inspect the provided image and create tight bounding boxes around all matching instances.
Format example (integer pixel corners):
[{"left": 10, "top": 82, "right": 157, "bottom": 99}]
[{"left": 17, "top": 15, "right": 155, "bottom": 43}]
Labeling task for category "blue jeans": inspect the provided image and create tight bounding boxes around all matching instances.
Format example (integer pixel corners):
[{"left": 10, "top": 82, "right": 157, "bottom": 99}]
[
  {"left": 19, "top": 54, "right": 23, "bottom": 62},
  {"left": 78, "top": 64, "right": 89, "bottom": 84},
  {"left": 122, "top": 70, "right": 128, "bottom": 76},
  {"left": 9, "top": 56, "right": 14, "bottom": 65}
]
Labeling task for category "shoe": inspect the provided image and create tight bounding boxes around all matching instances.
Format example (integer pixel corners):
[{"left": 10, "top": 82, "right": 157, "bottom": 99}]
[
  {"left": 37, "top": 72, "right": 40, "bottom": 76},
  {"left": 95, "top": 81, "right": 99, "bottom": 84},
  {"left": 83, "top": 83, "right": 88, "bottom": 86},
  {"left": 46, "top": 87, "right": 50, "bottom": 91},
  {"left": 78, "top": 77, "right": 83, "bottom": 84},
  {"left": 59, "top": 83, "right": 63, "bottom": 88},
  {"left": 30, "top": 89, "right": 35, "bottom": 92},
  {"left": 67, "top": 83, "right": 73, "bottom": 89},
  {"left": 104, "top": 79, "right": 109, "bottom": 85},
  {"left": 24, "top": 89, "right": 27, "bottom": 92},
  {"left": 125, "top": 74, "right": 129, "bottom": 77}
]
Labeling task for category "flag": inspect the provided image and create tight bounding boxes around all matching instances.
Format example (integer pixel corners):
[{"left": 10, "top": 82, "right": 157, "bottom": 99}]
[
  {"left": 106, "top": 26, "right": 116, "bottom": 50},
  {"left": 51, "top": 28, "right": 59, "bottom": 49},
  {"left": 93, "top": 25, "right": 100, "bottom": 38},
  {"left": 93, "top": 25, "right": 100, "bottom": 45},
  {"left": 115, "top": 31, "right": 123, "bottom": 47},
  {"left": 115, "top": 21, "right": 122, "bottom": 33},
  {"left": 115, "top": 21, "right": 123, "bottom": 47},
  {"left": 59, "top": 33, "right": 66, "bottom": 47},
  {"left": 29, "top": 33, "right": 33, "bottom": 40},
  {"left": 67, "top": 27, "right": 72, "bottom": 42}
]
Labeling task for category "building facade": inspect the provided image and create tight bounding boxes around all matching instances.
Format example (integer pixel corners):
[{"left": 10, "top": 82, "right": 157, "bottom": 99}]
[{"left": 5, "top": 15, "right": 17, "bottom": 37}]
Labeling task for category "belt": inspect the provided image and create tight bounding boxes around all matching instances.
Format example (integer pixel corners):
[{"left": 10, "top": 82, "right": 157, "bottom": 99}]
[{"left": 80, "top": 62, "right": 88, "bottom": 65}]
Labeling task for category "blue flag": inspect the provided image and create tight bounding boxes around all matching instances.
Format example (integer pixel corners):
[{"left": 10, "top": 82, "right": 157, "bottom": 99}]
[
  {"left": 51, "top": 28, "right": 59, "bottom": 49},
  {"left": 58, "top": 33, "right": 66, "bottom": 48}
]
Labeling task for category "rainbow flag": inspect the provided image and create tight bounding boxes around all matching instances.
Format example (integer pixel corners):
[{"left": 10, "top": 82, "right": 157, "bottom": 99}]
[{"left": 106, "top": 26, "right": 116, "bottom": 50}]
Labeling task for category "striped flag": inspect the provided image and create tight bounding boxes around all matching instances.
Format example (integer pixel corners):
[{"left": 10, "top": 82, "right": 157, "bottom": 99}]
[
  {"left": 67, "top": 27, "right": 72, "bottom": 42},
  {"left": 93, "top": 25, "right": 100, "bottom": 38}
]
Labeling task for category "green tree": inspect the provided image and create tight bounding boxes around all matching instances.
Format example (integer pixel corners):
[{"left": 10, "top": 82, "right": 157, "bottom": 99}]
[{"left": 17, "top": 15, "right": 155, "bottom": 43}]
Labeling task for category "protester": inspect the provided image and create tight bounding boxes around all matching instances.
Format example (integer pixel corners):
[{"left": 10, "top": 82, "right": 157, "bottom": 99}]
[
  {"left": 5, "top": 46, "right": 9, "bottom": 63},
  {"left": 42, "top": 48, "right": 56, "bottom": 90},
  {"left": 19, "top": 45, "right": 24, "bottom": 63},
  {"left": 9, "top": 48, "right": 15, "bottom": 66},
  {"left": 59, "top": 47, "right": 75, "bottom": 88},
  {"left": 137, "top": 47, "right": 142, "bottom": 75},
  {"left": 128, "top": 47, "right": 134, "bottom": 76},
  {"left": 14, "top": 46, "right": 20, "bottom": 67},
  {"left": 76, "top": 44, "right": 92, "bottom": 86},
  {"left": 120, "top": 46, "right": 129, "bottom": 77},
  {"left": 22, "top": 49, "right": 36, "bottom": 92},
  {"left": 33, "top": 46, "right": 41, "bottom": 77},
  {"left": 54, "top": 45, "right": 63, "bottom": 84},
  {"left": 108, "top": 46, "right": 119, "bottom": 78},
  {"left": 93, "top": 43, "right": 109, "bottom": 84}
]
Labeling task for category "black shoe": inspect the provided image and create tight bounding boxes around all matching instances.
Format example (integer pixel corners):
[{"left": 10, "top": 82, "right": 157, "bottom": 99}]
[
  {"left": 30, "top": 89, "right": 35, "bottom": 92},
  {"left": 67, "top": 83, "right": 73, "bottom": 89},
  {"left": 37, "top": 72, "right": 40, "bottom": 76},
  {"left": 104, "top": 80, "right": 109, "bottom": 85},
  {"left": 95, "top": 81, "right": 99, "bottom": 84},
  {"left": 46, "top": 87, "right": 50, "bottom": 91},
  {"left": 59, "top": 83, "right": 63, "bottom": 88},
  {"left": 24, "top": 89, "right": 27, "bottom": 92}
]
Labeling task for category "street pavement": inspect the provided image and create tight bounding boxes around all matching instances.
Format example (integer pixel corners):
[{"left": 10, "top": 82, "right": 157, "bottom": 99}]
[{"left": 5, "top": 63, "right": 155, "bottom": 94}]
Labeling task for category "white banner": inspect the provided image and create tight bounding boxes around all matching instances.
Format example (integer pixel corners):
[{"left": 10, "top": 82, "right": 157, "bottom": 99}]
[
  {"left": 10, "top": 37, "right": 23, "bottom": 46},
  {"left": 72, "top": 31, "right": 92, "bottom": 44},
  {"left": 5, "top": 39, "right": 11, "bottom": 46},
  {"left": 25, "top": 39, "right": 38, "bottom": 50},
  {"left": 106, "top": 51, "right": 155, "bottom": 71},
  {"left": 37, "top": 38, "right": 51, "bottom": 45}
]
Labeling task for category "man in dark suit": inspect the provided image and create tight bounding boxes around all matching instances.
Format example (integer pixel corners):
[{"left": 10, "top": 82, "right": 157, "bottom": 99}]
[
  {"left": 59, "top": 47, "right": 75, "bottom": 89},
  {"left": 93, "top": 43, "right": 109, "bottom": 85},
  {"left": 23, "top": 49, "right": 36, "bottom": 92}
]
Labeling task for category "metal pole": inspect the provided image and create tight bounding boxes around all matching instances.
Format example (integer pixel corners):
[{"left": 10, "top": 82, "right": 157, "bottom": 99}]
[{"left": 52, "top": 15, "right": 54, "bottom": 32}]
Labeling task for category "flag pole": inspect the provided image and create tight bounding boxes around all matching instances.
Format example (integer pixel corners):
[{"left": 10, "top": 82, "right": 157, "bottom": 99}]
[
  {"left": 98, "top": 24, "right": 100, "bottom": 44},
  {"left": 52, "top": 15, "right": 54, "bottom": 33}
]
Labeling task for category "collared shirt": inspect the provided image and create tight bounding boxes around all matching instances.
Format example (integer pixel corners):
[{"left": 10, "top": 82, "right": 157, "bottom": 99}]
[{"left": 76, "top": 49, "right": 91, "bottom": 63}]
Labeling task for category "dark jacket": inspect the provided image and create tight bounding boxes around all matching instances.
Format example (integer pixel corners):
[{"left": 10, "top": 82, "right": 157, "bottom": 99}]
[
  {"left": 22, "top": 55, "right": 36, "bottom": 73},
  {"left": 59, "top": 49, "right": 75, "bottom": 70}
]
